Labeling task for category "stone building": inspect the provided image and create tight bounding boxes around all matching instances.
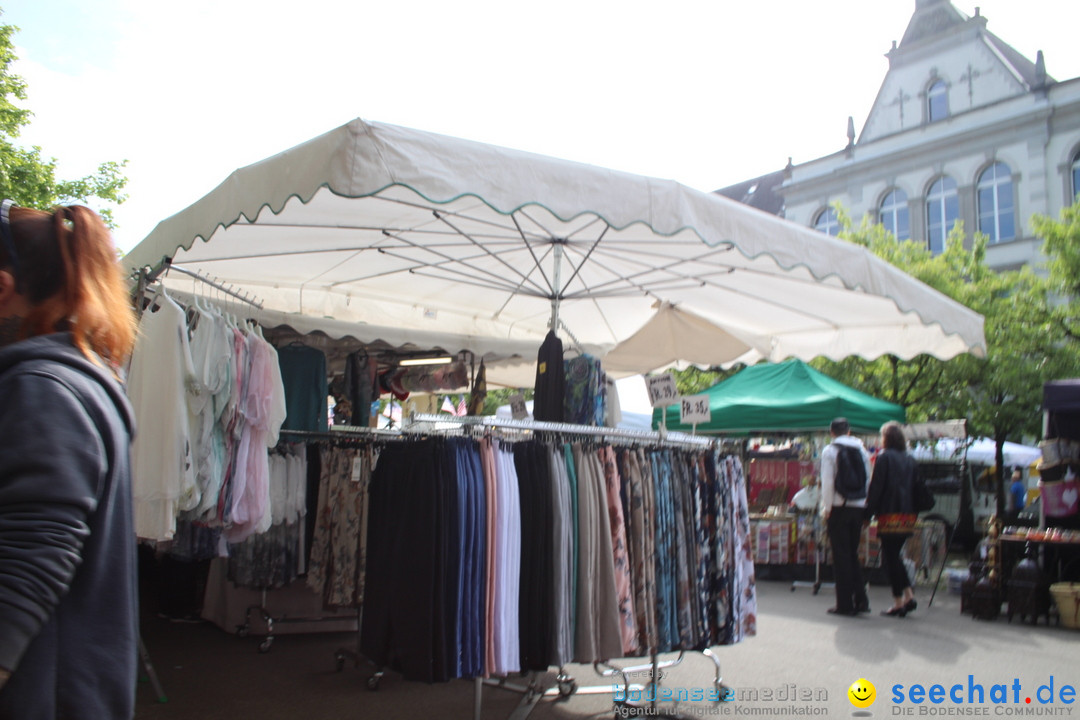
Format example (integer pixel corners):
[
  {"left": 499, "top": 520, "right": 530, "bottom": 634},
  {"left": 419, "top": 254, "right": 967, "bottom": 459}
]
[{"left": 718, "top": 0, "right": 1080, "bottom": 271}]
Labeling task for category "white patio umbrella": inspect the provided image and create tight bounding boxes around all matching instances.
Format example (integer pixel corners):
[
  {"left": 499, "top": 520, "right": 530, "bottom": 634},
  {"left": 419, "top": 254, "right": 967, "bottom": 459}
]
[{"left": 124, "top": 118, "right": 985, "bottom": 385}]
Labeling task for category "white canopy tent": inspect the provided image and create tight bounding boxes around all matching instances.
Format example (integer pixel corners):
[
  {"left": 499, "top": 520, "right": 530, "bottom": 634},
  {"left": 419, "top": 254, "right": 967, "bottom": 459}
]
[
  {"left": 125, "top": 118, "right": 986, "bottom": 386},
  {"left": 910, "top": 437, "right": 1042, "bottom": 469}
]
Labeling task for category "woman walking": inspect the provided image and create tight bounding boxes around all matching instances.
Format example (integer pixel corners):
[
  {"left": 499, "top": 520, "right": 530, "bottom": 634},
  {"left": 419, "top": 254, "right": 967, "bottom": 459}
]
[{"left": 866, "top": 421, "right": 919, "bottom": 618}]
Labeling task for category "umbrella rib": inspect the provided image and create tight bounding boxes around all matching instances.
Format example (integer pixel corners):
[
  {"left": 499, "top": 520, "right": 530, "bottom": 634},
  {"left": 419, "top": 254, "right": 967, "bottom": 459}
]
[
  {"left": 561, "top": 282, "right": 712, "bottom": 300},
  {"left": 558, "top": 225, "right": 609, "bottom": 298},
  {"left": 328, "top": 241, "right": 548, "bottom": 288},
  {"left": 514, "top": 206, "right": 609, "bottom": 243},
  {"left": 406, "top": 267, "right": 551, "bottom": 299},
  {"left": 511, "top": 213, "right": 554, "bottom": 295},
  {"left": 433, "top": 211, "right": 550, "bottom": 297},
  {"left": 377, "top": 225, "right": 548, "bottom": 297},
  {"left": 168, "top": 234, "right": 531, "bottom": 265},
  {"left": 374, "top": 195, "right": 555, "bottom": 240},
  {"left": 561, "top": 244, "right": 735, "bottom": 297}
]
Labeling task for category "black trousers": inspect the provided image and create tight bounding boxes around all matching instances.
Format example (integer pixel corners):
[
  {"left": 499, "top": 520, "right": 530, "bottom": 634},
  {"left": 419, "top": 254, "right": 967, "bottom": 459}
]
[
  {"left": 827, "top": 506, "right": 868, "bottom": 612},
  {"left": 879, "top": 533, "right": 913, "bottom": 597}
]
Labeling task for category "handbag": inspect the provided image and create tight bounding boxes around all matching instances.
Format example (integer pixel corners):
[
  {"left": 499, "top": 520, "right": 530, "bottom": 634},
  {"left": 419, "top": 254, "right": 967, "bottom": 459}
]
[{"left": 913, "top": 473, "right": 935, "bottom": 512}]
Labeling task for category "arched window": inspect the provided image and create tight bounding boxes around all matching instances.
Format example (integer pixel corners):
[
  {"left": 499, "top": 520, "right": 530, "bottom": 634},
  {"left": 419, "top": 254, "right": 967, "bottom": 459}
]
[
  {"left": 928, "top": 80, "right": 948, "bottom": 122},
  {"left": 977, "top": 162, "right": 1015, "bottom": 244},
  {"left": 814, "top": 207, "right": 839, "bottom": 236},
  {"left": 1072, "top": 149, "right": 1080, "bottom": 203},
  {"left": 879, "top": 189, "right": 910, "bottom": 241},
  {"left": 926, "top": 176, "right": 958, "bottom": 255}
]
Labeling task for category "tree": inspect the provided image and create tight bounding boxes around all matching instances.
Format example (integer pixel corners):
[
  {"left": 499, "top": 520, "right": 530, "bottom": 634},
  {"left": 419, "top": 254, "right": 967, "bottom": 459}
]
[
  {"left": 818, "top": 206, "right": 1078, "bottom": 517},
  {"left": 1034, "top": 198, "right": 1080, "bottom": 341},
  {"left": 813, "top": 209, "right": 972, "bottom": 422},
  {"left": 0, "top": 14, "right": 127, "bottom": 225}
]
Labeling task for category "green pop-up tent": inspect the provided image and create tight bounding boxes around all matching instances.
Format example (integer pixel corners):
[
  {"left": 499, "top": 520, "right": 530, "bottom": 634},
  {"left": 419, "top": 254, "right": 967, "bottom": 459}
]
[{"left": 656, "top": 359, "right": 905, "bottom": 435}]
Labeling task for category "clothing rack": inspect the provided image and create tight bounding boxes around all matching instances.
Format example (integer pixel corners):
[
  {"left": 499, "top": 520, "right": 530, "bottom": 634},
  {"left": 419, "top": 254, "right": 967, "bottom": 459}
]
[
  {"left": 134, "top": 257, "right": 264, "bottom": 311},
  {"left": 406, "top": 412, "right": 733, "bottom": 719},
  {"left": 406, "top": 412, "right": 715, "bottom": 448},
  {"left": 285, "top": 417, "right": 740, "bottom": 720},
  {"left": 279, "top": 426, "right": 405, "bottom": 442},
  {"left": 223, "top": 433, "right": 367, "bottom": 653},
  {"left": 234, "top": 589, "right": 360, "bottom": 655},
  {"left": 167, "top": 264, "right": 264, "bottom": 310}
]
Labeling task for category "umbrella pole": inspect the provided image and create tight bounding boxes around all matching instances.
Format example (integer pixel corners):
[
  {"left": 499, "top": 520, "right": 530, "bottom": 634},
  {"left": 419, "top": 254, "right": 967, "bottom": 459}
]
[{"left": 549, "top": 244, "right": 563, "bottom": 332}]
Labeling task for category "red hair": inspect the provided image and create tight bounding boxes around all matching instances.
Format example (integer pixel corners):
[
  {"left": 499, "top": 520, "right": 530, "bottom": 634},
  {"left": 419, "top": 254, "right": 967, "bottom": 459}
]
[{"left": 3, "top": 204, "right": 136, "bottom": 373}]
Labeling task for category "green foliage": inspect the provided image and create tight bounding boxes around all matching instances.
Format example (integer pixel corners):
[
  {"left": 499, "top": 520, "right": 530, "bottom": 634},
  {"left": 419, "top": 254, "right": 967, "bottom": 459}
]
[
  {"left": 1034, "top": 199, "right": 1080, "bottom": 341},
  {"left": 812, "top": 204, "right": 1080, "bottom": 513},
  {"left": 670, "top": 366, "right": 729, "bottom": 396},
  {"left": 0, "top": 13, "right": 128, "bottom": 225}
]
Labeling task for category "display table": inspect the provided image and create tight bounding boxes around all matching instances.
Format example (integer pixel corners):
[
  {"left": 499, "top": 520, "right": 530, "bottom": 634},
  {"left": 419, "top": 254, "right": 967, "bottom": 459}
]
[
  {"left": 749, "top": 514, "right": 947, "bottom": 577},
  {"left": 998, "top": 533, "right": 1080, "bottom": 587}
]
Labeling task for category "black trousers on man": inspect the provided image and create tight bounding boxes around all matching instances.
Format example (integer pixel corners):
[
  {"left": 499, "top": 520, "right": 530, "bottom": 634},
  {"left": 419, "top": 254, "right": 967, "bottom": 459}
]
[{"left": 826, "top": 506, "right": 869, "bottom": 613}]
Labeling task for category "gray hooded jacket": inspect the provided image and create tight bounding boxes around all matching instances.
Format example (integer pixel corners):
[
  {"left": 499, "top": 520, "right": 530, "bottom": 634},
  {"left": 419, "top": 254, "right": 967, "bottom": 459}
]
[{"left": 0, "top": 333, "right": 137, "bottom": 719}]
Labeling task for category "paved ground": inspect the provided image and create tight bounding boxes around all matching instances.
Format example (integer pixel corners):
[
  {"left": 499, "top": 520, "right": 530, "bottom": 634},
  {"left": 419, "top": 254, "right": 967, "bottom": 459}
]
[{"left": 135, "top": 571, "right": 1079, "bottom": 719}]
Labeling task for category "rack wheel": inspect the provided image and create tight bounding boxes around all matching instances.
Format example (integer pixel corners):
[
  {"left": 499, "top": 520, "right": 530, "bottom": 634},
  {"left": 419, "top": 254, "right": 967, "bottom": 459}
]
[
  {"left": 258, "top": 637, "right": 273, "bottom": 653},
  {"left": 367, "top": 675, "right": 381, "bottom": 691},
  {"left": 812, "top": 582, "right": 821, "bottom": 595},
  {"left": 790, "top": 585, "right": 796, "bottom": 592},
  {"left": 335, "top": 652, "right": 346, "bottom": 672},
  {"left": 557, "top": 678, "right": 577, "bottom": 698},
  {"left": 235, "top": 625, "right": 249, "bottom": 639}
]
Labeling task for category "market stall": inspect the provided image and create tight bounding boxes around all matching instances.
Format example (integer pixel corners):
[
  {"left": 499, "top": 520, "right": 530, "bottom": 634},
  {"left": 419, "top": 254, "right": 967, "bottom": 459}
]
[
  {"left": 656, "top": 359, "right": 906, "bottom": 436},
  {"left": 648, "top": 359, "right": 940, "bottom": 583},
  {"left": 652, "top": 357, "right": 903, "bottom": 535},
  {"left": 123, "top": 118, "right": 987, "bottom": 716},
  {"left": 1040, "top": 379, "right": 1080, "bottom": 532}
]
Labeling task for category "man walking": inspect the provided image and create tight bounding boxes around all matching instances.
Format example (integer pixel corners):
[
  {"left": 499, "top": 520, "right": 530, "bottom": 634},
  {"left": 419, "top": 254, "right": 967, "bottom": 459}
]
[{"left": 820, "top": 417, "right": 872, "bottom": 616}]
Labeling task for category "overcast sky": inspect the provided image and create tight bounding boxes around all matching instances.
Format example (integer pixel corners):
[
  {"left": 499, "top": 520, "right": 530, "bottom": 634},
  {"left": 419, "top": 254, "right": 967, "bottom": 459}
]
[{"left": 4, "top": 0, "right": 1079, "bottom": 252}]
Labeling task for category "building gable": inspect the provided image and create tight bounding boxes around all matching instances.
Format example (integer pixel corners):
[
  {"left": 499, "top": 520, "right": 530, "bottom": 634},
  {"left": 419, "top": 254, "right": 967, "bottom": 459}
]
[{"left": 860, "top": 1, "right": 1049, "bottom": 144}]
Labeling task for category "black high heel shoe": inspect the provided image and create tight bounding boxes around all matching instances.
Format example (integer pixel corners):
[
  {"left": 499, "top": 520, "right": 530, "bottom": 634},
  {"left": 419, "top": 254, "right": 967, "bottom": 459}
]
[
  {"left": 904, "top": 599, "right": 918, "bottom": 613},
  {"left": 881, "top": 606, "right": 907, "bottom": 618}
]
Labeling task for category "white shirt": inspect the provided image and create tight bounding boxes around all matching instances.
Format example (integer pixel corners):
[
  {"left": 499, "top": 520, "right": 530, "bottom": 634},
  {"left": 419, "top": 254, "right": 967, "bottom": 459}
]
[
  {"left": 128, "top": 291, "right": 198, "bottom": 540},
  {"left": 819, "top": 434, "right": 871, "bottom": 515}
]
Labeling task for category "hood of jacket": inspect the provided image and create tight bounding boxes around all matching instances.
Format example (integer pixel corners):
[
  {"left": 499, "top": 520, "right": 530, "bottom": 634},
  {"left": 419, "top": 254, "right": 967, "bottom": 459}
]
[{"left": 0, "top": 333, "right": 135, "bottom": 436}]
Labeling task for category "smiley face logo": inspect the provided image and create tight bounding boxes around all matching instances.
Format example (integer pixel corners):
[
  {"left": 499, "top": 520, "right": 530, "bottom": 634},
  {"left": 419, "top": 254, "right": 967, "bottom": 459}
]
[{"left": 848, "top": 678, "right": 876, "bottom": 708}]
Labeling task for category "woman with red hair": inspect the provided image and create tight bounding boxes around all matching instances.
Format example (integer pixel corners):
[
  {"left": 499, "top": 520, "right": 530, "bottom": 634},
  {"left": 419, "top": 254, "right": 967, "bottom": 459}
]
[{"left": 0, "top": 201, "right": 138, "bottom": 719}]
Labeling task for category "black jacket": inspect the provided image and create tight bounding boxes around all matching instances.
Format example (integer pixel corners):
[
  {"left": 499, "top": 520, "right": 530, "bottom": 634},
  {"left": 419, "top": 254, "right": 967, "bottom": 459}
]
[
  {"left": 866, "top": 448, "right": 917, "bottom": 519},
  {"left": 0, "top": 333, "right": 137, "bottom": 719}
]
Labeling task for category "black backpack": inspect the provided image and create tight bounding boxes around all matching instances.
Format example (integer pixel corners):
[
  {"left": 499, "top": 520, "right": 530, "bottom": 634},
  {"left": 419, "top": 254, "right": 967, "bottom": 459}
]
[{"left": 834, "top": 444, "right": 867, "bottom": 501}]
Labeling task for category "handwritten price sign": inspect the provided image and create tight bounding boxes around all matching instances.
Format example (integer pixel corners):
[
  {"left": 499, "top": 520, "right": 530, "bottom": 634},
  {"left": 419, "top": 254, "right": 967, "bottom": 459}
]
[
  {"left": 509, "top": 393, "right": 528, "bottom": 420},
  {"left": 680, "top": 394, "right": 711, "bottom": 425},
  {"left": 646, "top": 374, "right": 679, "bottom": 408}
]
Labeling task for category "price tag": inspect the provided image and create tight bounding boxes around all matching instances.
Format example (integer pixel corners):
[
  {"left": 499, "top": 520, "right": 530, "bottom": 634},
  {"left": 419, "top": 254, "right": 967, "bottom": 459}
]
[
  {"left": 351, "top": 455, "right": 364, "bottom": 483},
  {"left": 646, "top": 374, "right": 679, "bottom": 408},
  {"left": 509, "top": 393, "right": 529, "bottom": 420},
  {"left": 680, "top": 394, "right": 711, "bottom": 425}
]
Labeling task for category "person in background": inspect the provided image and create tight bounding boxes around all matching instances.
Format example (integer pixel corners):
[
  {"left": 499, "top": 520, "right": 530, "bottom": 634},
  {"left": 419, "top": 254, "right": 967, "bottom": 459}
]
[
  {"left": 789, "top": 474, "right": 821, "bottom": 514},
  {"left": 0, "top": 202, "right": 138, "bottom": 719},
  {"left": 820, "top": 417, "right": 872, "bottom": 617},
  {"left": 1009, "top": 468, "right": 1027, "bottom": 518},
  {"left": 865, "top": 421, "right": 919, "bottom": 618}
]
